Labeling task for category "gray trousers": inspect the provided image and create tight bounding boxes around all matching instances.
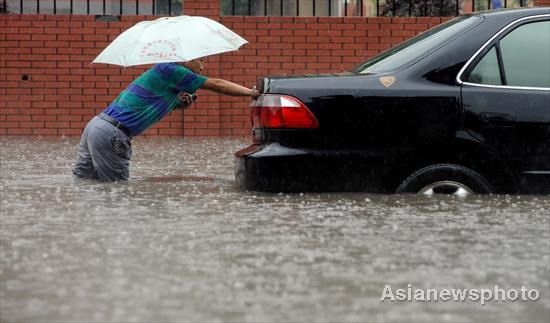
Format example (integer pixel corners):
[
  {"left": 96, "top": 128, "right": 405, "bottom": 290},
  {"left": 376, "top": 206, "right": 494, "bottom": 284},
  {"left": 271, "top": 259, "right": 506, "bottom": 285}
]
[{"left": 73, "top": 116, "right": 132, "bottom": 182}]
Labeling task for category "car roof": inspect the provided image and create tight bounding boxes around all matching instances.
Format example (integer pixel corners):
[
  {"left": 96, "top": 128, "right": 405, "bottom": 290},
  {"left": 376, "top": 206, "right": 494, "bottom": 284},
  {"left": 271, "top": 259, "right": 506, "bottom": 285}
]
[
  {"left": 472, "top": 7, "right": 550, "bottom": 19},
  {"left": 399, "top": 7, "right": 549, "bottom": 82}
]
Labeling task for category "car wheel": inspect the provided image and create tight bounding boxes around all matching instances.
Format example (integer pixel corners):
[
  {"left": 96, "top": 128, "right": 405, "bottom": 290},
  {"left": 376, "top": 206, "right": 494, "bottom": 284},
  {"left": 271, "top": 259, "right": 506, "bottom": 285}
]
[{"left": 396, "top": 163, "right": 494, "bottom": 196}]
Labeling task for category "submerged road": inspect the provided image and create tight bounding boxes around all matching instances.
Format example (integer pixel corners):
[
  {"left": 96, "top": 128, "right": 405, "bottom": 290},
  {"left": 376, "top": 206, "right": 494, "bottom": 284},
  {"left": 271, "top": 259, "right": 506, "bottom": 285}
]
[{"left": 1, "top": 137, "right": 549, "bottom": 322}]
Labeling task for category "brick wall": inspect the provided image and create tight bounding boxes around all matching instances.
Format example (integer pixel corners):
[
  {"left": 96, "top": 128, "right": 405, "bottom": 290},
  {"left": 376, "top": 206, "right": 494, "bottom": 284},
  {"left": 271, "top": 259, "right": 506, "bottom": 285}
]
[{"left": 0, "top": 0, "right": 547, "bottom": 136}]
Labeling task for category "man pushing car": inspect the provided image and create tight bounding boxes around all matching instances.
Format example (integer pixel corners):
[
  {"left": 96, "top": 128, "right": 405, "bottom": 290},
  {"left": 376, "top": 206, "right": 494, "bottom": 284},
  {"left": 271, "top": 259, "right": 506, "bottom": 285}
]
[{"left": 73, "top": 57, "right": 260, "bottom": 182}]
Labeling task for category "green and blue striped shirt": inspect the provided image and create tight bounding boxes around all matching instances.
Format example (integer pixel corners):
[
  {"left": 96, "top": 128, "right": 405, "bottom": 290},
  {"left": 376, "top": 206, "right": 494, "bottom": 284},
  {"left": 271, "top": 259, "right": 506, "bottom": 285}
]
[{"left": 103, "top": 63, "right": 207, "bottom": 135}]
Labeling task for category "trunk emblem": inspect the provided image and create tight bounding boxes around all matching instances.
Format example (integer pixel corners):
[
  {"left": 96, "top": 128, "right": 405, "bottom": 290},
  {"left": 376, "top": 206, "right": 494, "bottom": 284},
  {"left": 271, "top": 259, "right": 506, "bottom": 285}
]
[{"left": 379, "top": 76, "right": 396, "bottom": 88}]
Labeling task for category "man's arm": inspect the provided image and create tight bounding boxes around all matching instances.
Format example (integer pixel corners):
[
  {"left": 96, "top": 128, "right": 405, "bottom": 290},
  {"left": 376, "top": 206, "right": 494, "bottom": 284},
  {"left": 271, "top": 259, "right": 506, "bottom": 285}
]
[{"left": 202, "top": 78, "right": 260, "bottom": 99}]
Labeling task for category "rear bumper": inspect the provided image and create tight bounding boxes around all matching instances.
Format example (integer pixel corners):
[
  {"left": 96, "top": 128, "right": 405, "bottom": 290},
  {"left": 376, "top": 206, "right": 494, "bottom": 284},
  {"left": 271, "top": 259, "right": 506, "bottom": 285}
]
[{"left": 234, "top": 143, "right": 396, "bottom": 192}]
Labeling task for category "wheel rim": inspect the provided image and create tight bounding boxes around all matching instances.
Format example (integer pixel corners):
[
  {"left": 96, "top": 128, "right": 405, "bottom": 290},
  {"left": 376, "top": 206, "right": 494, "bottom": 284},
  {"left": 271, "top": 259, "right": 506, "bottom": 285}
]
[{"left": 418, "top": 181, "right": 474, "bottom": 196}]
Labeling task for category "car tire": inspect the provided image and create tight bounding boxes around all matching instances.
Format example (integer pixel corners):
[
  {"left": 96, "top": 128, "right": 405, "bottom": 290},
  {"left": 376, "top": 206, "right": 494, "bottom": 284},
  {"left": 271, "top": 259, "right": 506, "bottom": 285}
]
[{"left": 396, "top": 163, "right": 494, "bottom": 195}]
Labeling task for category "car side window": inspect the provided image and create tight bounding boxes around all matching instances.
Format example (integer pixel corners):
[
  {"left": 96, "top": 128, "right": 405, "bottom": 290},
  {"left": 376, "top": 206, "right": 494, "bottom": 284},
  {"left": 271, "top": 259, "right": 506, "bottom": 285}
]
[
  {"left": 467, "top": 47, "right": 502, "bottom": 85},
  {"left": 499, "top": 21, "right": 550, "bottom": 88},
  {"left": 466, "top": 20, "right": 550, "bottom": 88}
]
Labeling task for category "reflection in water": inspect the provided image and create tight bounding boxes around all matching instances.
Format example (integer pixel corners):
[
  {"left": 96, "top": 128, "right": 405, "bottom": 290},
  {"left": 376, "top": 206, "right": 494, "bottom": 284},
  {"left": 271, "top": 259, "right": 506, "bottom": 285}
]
[{"left": 1, "top": 137, "right": 549, "bottom": 322}]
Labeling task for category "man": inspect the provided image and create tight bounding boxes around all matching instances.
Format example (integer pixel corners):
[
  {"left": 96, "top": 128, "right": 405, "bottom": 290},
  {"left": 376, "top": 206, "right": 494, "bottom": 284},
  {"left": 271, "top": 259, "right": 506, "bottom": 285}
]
[{"left": 73, "top": 57, "right": 260, "bottom": 182}]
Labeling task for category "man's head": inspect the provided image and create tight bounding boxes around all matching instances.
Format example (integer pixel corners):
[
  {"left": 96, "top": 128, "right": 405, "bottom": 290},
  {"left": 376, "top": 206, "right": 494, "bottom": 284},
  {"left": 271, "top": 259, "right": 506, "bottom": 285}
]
[{"left": 180, "top": 57, "right": 206, "bottom": 74}]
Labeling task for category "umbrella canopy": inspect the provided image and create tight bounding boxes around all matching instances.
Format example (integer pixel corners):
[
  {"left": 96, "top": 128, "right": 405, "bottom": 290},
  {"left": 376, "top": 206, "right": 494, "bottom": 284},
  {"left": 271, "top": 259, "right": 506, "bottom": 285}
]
[{"left": 92, "top": 15, "right": 248, "bottom": 67}]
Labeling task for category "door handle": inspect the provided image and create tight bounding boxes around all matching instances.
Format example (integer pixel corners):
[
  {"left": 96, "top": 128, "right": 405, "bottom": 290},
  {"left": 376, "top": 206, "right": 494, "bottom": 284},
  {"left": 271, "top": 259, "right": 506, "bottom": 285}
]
[{"left": 480, "top": 112, "right": 516, "bottom": 126}]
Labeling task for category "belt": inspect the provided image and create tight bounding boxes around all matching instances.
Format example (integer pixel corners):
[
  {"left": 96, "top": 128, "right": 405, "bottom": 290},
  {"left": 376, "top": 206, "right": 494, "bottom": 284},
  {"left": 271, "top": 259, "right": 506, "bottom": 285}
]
[{"left": 99, "top": 113, "right": 133, "bottom": 138}]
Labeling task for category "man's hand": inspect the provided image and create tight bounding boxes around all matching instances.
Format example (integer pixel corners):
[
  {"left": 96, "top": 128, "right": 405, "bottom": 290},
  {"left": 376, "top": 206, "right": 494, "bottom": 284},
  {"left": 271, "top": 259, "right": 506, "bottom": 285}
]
[
  {"left": 251, "top": 86, "right": 261, "bottom": 100},
  {"left": 175, "top": 92, "right": 196, "bottom": 110}
]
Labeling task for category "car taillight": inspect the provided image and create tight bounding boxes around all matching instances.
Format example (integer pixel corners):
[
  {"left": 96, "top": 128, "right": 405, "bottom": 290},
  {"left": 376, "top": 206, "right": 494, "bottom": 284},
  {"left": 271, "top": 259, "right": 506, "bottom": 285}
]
[{"left": 251, "top": 94, "right": 319, "bottom": 129}]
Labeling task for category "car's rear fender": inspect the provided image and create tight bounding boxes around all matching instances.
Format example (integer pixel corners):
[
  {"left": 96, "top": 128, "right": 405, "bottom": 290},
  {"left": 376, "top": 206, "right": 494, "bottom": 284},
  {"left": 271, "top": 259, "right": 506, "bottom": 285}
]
[{"left": 235, "top": 142, "right": 405, "bottom": 192}]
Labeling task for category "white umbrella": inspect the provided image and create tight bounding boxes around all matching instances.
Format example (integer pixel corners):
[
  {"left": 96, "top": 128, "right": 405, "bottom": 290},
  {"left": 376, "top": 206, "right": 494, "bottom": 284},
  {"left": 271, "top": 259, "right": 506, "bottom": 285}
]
[{"left": 92, "top": 15, "right": 248, "bottom": 67}]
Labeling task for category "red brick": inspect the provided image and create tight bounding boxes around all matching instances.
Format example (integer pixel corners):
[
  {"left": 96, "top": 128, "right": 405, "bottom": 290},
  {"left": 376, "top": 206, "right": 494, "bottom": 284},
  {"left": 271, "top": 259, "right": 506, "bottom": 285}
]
[
  {"left": 45, "top": 55, "right": 70, "bottom": 61},
  {"left": 58, "top": 62, "right": 83, "bottom": 68},
  {"left": 0, "top": 121, "right": 19, "bottom": 128},
  {"left": 58, "top": 48, "right": 82, "bottom": 55},
  {"left": 33, "top": 128, "right": 58, "bottom": 135},
  {"left": 44, "top": 28, "right": 69, "bottom": 34},
  {"left": 33, "top": 101, "right": 57, "bottom": 108},
  {"left": 392, "top": 30, "right": 416, "bottom": 37},
  {"left": 55, "top": 105, "right": 81, "bottom": 112},
  {"left": 5, "top": 88, "right": 31, "bottom": 95},
  {"left": 0, "top": 41, "right": 19, "bottom": 48},
  {"left": 69, "top": 55, "right": 95, "bottom": 61},
  {"left": 32, "top": 115, "right": 57, "bottom": 121},
  {"left": 0, "top": 81, "right": 19, "bottom": 88},
  {"left": 70, "top": 94, "right": 94, "bottom": 101},
  {"left": 304, "top": 23, "right": 330, "bottom": 30},
  {"left": 5, "top": 114, "right": 28, "bottom": 122},
  {"left": 46, "top": 15, "right": 71, "bottom": 21},
  {"left": 244, "top": 29, "right": 268, "bottom": 36},
  {"left": 220, "top": 16, "right": 244, "bottom": 23},
  {"left": 58, "top": 35, "right": 82, "bottom": 41},
  {"left": 70, "top": 42, "right": 95, "bottom": 48},
  {"left": 44, "top": 82, "right": 70, "bottom": 88},
  {"left": 381, "top": 23, "right": 404, "bottom": 30},
  {"left": 108, "top": 22, "right": 133, "bottom": 29},
  {"left": 392, "top": 17, "right": 416, "bottom": 23},
  {"left": 32, "top": 48, "right": 57, "bottom": 54},
  {"left": 3, "top": 20, "right": 31, "bottom": 27},
  {"left": 2, "top": 27, "right": 19, "bottom": 33},
  {"left": 59, "top": 128, "right": 82, "bottom": 136},
  {"left": 71, "top": 28, "right": 96, "bottom": 35},
  {"left": 95, "top": 28, "right": 121, "bottom": 35},
  {"left": 70, "top": 121, "right": 88, "bottom": 128},
  {"left": 356, "top": 23, "right": 381, "bottom": 31},
  {"left": 83, "top": 35, "right": 108, "bottom": 42},
  {"left": 332, "top": 24, "right": 356, "bottom": 31},
  {"left": 58, "top": 89, "right": 83, "bottom": 95},
  {"left": 45, "top": 121, "right": 71, "bottom": 128},
  {"left": 6, "top": 34, "right": 31, "bottom": 41},
  {"left": 58, "top": 115, "right": 82, "bottom": 122},
  {"left": 32, "top": 21, "right": 57, "bottom": 28},
  {"left": 293, "top": 43, "right": 318, "bottom": 49},
  {"left": 258, "top": 22, "right": 282, "bottom": 29},
  {"left": 7, "top": 128, "right": 32, "bottom": 135},
  {"left": 31, "top": 34, "right": 57, "bottom": 41},
  {"left": 57, "top": 21, "right": 83, "bottom": 28},
  {"left": 32, "top": 88, "right": 57, "bottom": 95},
  {"left": 18, "top": 40, "right": 45, "bottom": 47},
  {"left": 19, "top": 27, "right": 45, "bottom": 34},
  {"left": 405, "top": 23, "right": 430, "bottom": 31},
  {"left": 42, "top": 41, "right": 69, "bottom": 48},
  {"left": 294, "top": 56, "right": 318, "bottom": 63},
  {"left": 21, "top": 121, "right": 44, "bottom": 128}
]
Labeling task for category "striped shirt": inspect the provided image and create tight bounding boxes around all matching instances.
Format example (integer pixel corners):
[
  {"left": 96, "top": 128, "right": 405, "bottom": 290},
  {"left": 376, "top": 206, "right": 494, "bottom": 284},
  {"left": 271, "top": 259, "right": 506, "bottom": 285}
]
[{"left": 103, "top": 63, "right": 207, "bottom": 135}]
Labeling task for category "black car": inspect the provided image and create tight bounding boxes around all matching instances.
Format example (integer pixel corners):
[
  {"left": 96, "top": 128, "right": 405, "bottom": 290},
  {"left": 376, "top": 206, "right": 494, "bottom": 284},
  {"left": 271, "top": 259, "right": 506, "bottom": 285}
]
[{"left": 235, "top": 8, "right": 550, "bottom": 195}]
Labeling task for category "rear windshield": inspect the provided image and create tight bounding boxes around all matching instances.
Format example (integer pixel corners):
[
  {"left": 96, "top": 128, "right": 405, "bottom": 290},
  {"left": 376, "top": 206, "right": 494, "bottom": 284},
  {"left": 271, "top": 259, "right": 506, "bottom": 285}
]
[{"left": 352, "top": 15, "right": 483, "bottom": 74}]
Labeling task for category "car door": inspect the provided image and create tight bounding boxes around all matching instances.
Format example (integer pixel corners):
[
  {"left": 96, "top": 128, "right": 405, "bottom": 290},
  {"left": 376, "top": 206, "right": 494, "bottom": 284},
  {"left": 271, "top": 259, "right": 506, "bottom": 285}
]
[{"left": 460, "top": 16, "right": 550, "bottom": 193}]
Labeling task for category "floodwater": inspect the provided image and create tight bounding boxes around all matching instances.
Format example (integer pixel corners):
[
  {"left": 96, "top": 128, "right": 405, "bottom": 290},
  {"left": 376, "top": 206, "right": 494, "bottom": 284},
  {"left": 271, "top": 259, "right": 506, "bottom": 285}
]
[{"left": 1, "top": 136, "right": 549, "bottom": 322}]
